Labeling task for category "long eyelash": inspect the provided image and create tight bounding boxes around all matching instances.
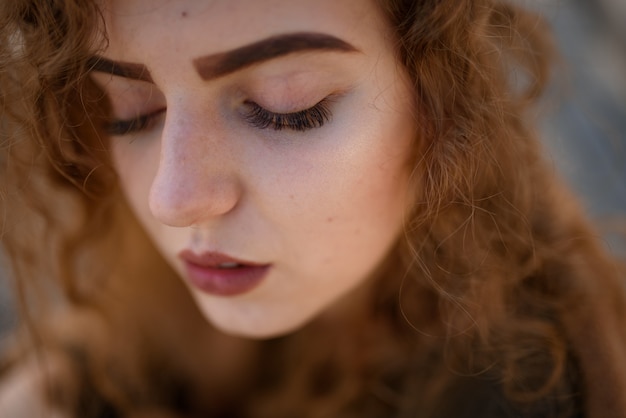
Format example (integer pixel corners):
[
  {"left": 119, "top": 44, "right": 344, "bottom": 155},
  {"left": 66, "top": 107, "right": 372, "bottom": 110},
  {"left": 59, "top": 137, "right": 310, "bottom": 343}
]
[
  {"left": 104, "top": 115, "right": 151, "bottom": 136},
  {"left": 104, "top": 110, "right": 163, "bottom": 136},
  {"left": 244, "top": 99, "right": 331, "bottom": 132}
]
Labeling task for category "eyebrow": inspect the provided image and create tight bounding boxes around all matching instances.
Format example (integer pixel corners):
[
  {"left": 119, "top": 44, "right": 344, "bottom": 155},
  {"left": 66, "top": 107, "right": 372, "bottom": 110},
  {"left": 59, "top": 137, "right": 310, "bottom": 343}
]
[
  {"left": 87, "top": 56, "right": 153, "bottom": 82},
  {"left": 193, "top": 32, "right": 359, "bottom": 81},
  {"left": 87, "top": 32, "right": 358, "bottom": 84}
]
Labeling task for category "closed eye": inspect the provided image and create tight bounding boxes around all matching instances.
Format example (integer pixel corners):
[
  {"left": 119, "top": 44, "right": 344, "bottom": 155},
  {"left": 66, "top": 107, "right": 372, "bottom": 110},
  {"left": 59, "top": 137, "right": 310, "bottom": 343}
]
[
  {"left": 103, "top": 98, "right": 333, "bottom": 136},
  {"left": 104, "top": 108, "right": 166, "bottom": 136},
  {"left": 243, "top": 98, "right": 332, "bottom": 132}
]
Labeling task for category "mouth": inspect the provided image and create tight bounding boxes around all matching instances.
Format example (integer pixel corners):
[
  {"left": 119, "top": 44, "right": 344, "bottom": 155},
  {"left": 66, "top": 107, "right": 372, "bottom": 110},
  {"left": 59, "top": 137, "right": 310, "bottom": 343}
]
[{"left": 178, "top": 250, "right": 270, "bottom": 297}]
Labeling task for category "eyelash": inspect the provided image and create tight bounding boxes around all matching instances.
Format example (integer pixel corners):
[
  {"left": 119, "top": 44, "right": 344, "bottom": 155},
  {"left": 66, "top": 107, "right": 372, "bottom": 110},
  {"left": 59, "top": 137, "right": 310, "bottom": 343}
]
[
  {"left": 243, "top": 99, "right": 332, "bottom": 132},
  {"left": 104, "top": 109, "right": 164, "bottom": 136},
  {"left": 104, "top": 99, "right": 332, "bottom": 136}
]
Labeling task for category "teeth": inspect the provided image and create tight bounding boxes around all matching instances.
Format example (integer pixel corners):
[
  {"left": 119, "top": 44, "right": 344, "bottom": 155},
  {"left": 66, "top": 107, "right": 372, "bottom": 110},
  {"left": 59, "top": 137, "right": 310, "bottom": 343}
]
[{"left": 218, "top": 262, "right": 240, "bottom": 269}]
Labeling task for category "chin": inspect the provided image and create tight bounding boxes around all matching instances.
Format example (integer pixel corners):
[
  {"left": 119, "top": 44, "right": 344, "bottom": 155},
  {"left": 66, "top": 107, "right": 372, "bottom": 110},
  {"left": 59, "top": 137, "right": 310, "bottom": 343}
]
[
  {"left": 198, "top": 303, "right": 317, "bottom": 340},
  {"left": 209, "top": 317, "right": 310, "bottom": 340}
]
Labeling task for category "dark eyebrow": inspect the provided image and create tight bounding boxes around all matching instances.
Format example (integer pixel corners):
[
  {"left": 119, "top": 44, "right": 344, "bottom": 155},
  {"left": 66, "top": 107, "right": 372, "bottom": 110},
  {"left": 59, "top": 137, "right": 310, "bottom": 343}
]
[
  {"left": 87, "top": 56, "right": 153, "bottom": 83},
  {"left": 193, "top": 32, "right": 359, "bottom": 81}
]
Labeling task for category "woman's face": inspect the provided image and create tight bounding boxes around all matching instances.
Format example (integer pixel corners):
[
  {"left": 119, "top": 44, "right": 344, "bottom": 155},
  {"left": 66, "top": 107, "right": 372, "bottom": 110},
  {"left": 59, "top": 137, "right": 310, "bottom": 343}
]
[{"left": 96, "top": 0, "right": 417, "bottom": 338}]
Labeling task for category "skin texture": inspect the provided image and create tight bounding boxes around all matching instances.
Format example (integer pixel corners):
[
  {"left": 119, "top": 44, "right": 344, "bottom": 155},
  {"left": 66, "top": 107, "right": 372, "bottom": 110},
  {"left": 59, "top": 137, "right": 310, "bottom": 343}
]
[{"left": 95, "top": 0, "right": 417, "bottom": 338}]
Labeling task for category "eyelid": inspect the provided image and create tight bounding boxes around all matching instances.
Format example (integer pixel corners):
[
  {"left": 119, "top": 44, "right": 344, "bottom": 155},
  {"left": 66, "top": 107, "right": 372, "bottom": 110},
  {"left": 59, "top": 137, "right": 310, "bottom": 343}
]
[
  {"left": 92, "top": 73, "right": 165, "bottom": 120},
  {"left": 243, "top": 97, "right": 333, "bottom": 132},
  {"left": 104, "top": 108, "right": 166, "bottom": 136}
]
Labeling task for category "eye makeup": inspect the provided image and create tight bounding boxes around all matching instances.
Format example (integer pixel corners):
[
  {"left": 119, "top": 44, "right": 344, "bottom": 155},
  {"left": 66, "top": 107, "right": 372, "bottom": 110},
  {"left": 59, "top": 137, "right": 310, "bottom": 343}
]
[
  {"left": 104, "top": 108, "right": 165, "bottom": 136},
  {"left": 104, "top": 97, "right": 333, "bottom": 137},
  {"left": 92, "top": 34, "right": 356, "bottom": 137},
  {"left": 242, "top": 98, "right": 332, "bottom": 132}
]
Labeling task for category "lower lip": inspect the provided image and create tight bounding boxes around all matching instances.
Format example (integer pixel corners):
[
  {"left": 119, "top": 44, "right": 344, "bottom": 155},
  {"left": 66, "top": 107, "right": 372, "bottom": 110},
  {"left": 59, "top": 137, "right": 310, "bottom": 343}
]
[{"left": 183, "top": 262, "right": 270, "bottom": 296}]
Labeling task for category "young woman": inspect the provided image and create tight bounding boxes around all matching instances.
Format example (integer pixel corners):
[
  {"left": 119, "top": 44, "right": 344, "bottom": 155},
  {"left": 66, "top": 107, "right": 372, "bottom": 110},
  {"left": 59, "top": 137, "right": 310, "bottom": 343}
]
[{"left": 1, "top": 0, "right": 625, "bottom": 416}]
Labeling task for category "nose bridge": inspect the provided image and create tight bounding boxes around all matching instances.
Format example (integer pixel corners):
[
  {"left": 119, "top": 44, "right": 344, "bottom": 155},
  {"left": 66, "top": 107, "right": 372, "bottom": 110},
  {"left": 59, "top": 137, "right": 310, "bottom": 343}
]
[{"left": 149, "top": 104, "right": 242, "bottom": 227}]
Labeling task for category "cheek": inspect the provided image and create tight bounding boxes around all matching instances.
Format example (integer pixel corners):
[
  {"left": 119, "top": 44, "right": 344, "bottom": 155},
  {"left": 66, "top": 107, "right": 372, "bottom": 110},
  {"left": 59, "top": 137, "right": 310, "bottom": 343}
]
[
  {"left": 264, "top": 101, "right": 415, "bottom": 264},
  {"left": 110, "top": 138, "right": 160, "bottom": 224}
]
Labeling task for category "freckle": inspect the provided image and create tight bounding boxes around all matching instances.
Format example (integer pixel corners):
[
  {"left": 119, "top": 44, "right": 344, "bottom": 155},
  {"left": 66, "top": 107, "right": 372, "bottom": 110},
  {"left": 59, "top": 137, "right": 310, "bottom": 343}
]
[{"left": 181, "top": 11, "right": 188, "bottom": 18}]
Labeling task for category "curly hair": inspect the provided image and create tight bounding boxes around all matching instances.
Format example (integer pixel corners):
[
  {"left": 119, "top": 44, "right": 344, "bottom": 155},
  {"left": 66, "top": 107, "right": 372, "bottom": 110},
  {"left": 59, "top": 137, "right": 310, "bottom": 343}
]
[{"left": 1, "top": 0, "right": 625, "bottom": 417}]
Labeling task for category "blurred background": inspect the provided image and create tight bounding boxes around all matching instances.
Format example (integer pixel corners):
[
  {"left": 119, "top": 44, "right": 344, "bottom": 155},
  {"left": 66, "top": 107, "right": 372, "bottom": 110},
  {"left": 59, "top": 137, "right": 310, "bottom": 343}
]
[
  {"left": 529, "top": 0, "right": 626, "bottom": 246},
  {"left": 1, "top": 0, "right": 625, "bottom": 339}
]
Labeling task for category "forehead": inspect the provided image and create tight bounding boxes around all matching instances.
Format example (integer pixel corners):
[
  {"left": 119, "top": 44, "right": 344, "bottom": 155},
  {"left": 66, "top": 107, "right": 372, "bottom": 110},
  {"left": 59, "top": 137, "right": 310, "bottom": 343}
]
[{"left": 100, "top": 0, "right": 387, "bottom": 61}]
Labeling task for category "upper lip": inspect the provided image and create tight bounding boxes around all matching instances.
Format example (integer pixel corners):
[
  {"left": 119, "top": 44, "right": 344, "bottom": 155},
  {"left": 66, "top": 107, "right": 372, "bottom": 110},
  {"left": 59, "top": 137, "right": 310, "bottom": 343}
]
[{"left": 178, "top": 250, "right": 267, "bottom": 268}]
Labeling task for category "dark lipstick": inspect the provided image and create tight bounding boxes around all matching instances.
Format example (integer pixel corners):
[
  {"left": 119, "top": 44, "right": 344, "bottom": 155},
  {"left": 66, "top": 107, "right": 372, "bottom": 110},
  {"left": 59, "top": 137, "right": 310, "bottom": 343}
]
[{"left": 178, "top": 250, "right": 270, "bottom": 296}]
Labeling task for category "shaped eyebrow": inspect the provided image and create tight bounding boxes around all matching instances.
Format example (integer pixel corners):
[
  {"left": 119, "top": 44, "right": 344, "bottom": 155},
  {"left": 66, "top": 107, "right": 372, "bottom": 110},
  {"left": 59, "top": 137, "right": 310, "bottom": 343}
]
[
  {"left": 86, "top": 32, "right": 358, "bottom": 84},
  {"left": 193, "top": 32, "right": 359, "bottom": 81},
  {"left": 87, "top": 56, "right": 153, "bottom": 82}
]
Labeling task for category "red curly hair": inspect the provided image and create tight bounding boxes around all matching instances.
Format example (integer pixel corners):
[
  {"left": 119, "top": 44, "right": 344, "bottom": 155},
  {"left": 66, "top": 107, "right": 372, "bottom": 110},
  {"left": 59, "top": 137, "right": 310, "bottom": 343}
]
[{"left": 1, "top": 0, "right": 625, "bottom": 416}]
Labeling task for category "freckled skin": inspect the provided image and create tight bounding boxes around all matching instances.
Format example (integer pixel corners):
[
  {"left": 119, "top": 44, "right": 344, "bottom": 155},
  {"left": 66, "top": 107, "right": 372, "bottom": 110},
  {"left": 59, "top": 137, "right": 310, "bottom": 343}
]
[{"left": 98, "top": 0, "right": 417, "bottom": 338}]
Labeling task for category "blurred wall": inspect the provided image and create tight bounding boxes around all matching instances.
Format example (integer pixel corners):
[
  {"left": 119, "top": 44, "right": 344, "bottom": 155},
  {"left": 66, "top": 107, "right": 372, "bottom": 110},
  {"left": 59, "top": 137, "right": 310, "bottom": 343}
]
[{"left": 528, "top": 0, "right": 626, "bottom": 254}]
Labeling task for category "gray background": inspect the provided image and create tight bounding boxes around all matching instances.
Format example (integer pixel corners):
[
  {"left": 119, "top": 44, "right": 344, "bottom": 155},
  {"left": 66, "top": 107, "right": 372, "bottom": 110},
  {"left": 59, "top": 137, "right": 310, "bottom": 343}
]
[
  {"left": 533, "top": 0, "right": 626, "bottom": 250},
  {"left": 1, "top": 0, "right": 625, "bottom": 338}
]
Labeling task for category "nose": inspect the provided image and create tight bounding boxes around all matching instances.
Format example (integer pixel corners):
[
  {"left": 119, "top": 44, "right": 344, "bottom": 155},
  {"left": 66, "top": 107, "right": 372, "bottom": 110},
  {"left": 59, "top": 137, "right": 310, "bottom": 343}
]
[{"left": 148, "top": 107, "right": 243, "bottom": 227}]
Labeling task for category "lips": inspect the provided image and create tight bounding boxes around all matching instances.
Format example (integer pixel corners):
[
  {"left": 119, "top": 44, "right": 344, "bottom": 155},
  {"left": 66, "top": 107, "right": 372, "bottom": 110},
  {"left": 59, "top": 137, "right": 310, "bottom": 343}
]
[{"left": 178, "top": 250, "right": 270, "bottom": 296}]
